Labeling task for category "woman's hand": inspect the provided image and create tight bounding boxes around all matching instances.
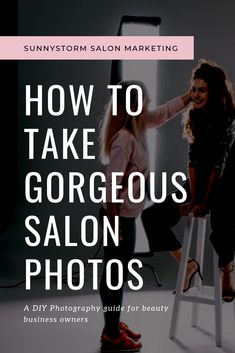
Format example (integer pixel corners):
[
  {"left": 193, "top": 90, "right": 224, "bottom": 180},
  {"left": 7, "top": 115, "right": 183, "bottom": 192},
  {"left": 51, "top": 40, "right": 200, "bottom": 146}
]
[
  {"left": 191, "top": 203, "right": 209, "bottom": 217},
  {"left": 180, "top": 202, "right": 209, "bottom": 217},
  {"left": 181, "top": 91, "right": 192, "bottom": 106},
  {"left": 180, "top": 202, "right": 195, "bottom": 216}
]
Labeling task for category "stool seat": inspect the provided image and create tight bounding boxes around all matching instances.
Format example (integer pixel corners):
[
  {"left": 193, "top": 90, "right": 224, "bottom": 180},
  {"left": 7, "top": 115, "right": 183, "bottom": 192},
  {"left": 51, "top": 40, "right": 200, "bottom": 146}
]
[{"left": 169, "top": 215, "right": 222, "bottom": 347}]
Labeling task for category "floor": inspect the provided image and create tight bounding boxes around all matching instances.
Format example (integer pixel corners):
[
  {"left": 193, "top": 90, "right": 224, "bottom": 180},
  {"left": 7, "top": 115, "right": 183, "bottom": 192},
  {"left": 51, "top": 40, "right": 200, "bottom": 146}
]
[{"left": 0, "top": 277, "right": 235, "bottom": 353}]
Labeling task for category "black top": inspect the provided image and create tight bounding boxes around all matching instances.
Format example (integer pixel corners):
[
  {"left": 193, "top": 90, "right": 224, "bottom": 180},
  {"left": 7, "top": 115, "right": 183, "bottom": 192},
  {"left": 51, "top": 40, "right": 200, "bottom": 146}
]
[{"left": 188, "top": 109, "right": 235, "bottom": 175}]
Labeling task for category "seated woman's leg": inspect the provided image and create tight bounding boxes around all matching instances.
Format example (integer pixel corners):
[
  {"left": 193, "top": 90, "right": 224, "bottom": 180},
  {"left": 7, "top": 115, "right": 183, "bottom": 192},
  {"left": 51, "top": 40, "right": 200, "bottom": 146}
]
[
  {"left": 141, "top": 194, "right": 182, "bottom": 252},
  {"left": 210, "top": 196, "right": 235, "bottom": 302},
  {"left": 141, "top": 180, "right": 190, "bottom": 252},
  {"left": 141, "top": 182, "right": 200, "bottom": 290}
]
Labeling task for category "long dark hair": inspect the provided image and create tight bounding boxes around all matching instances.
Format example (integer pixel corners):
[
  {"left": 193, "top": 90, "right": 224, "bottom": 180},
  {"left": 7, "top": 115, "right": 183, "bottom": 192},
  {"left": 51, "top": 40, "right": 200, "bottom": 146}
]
[{"left": 183, "top": 59, "right": 235, "bottom": 142}]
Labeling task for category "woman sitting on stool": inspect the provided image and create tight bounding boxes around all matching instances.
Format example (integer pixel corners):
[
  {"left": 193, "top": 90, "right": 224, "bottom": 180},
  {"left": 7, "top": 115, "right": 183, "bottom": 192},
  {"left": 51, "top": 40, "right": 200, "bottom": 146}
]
[{"left": 142, "top": 60, "right": 235, "bottom": 302}]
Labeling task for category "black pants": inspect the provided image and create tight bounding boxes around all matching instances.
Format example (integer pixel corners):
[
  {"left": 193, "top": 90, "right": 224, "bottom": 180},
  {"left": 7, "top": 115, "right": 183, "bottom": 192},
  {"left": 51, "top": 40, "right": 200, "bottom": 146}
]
[
  {"left": 210, "top": 197, "right": 235, "bottom": 267},
  {"left": 99, "top": 206, "right": 136, "bottom": 336},
  {"left": 141, "top": 143, "right": 235, "bottom": 268},
  {"left": 209, "top": 143, "right": 235, "bottom": 267},
  {"left": 141, "top": 180, "right": 190, "bottom": 252}
]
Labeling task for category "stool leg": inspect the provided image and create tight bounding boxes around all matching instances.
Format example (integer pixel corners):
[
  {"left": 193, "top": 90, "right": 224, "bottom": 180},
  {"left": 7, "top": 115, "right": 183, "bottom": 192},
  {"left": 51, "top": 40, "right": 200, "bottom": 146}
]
[
  {"left": 169, "top": 217, "right": 194, "bottom": 339},
  {"left": 213, "top": 251, "right": 222, "bottom": 347},
  {"left": 192, "top": 218, "right": 206, "bottom": 327}
]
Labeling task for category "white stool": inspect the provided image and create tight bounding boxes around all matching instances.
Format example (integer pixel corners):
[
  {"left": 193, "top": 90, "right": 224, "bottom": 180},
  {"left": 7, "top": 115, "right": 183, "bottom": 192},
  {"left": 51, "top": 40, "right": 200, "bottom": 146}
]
[{"left": 169, "top": 215, "right": 223, "bottom": 347}]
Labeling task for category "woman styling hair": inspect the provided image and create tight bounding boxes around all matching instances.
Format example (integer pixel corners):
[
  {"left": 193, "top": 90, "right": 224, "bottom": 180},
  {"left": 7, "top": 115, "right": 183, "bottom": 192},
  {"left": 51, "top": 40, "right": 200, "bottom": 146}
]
[
  {"left": 142, "top": 60, "right": 235, "bottom": 302},
  {"left": 99, "top": 80, "right": 190, "bottom": 353}
]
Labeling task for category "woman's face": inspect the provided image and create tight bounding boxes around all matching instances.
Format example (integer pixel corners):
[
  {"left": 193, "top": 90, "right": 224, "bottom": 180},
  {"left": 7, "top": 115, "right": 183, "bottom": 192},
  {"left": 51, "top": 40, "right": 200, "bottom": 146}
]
[{"left": 191, "top": 78, "right": 209, "bottom": 110}]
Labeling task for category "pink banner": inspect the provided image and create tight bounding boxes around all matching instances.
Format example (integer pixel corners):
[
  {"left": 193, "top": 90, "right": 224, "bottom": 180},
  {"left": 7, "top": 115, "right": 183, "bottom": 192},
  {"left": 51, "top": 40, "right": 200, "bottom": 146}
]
[{"left": 0, "top": 36, "right": 194, "bottom": 60}]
